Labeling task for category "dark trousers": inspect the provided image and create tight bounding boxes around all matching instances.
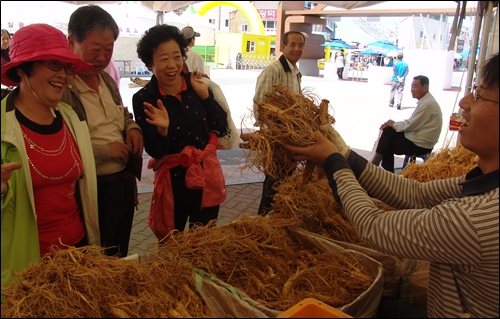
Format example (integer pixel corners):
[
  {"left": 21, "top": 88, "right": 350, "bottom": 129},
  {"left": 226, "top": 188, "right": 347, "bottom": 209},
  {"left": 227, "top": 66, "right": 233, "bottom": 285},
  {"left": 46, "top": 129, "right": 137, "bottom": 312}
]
[
  {"left": 97, "top": 170, "right": 136, "bottom": 257},
  {"left": 337, "top": 67, "right": 344, "bottom": 79},
  {"left": 258, "top": 174, "right": 277, "bottom": 216},
  {"left": 258, "top": 157, "right": 295, "bottom": 216},
  {"left": 170, "top": 165, "right": 220, "bottom": 231},
  {"left": 389, "top": 81, "right": 405, "bottom": 106},
  {"left": 376, "top": 297, "right": 427, "bottom": 318},
  {"left": 376, "top": 128, "right": 432, "bottom": 173}
]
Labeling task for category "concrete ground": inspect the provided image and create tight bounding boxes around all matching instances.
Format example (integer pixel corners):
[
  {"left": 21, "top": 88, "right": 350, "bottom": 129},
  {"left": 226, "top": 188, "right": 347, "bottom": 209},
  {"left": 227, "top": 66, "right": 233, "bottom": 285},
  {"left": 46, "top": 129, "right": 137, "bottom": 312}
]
[{"left": 124, "top": 69, "right": 468, "bottom": 256}]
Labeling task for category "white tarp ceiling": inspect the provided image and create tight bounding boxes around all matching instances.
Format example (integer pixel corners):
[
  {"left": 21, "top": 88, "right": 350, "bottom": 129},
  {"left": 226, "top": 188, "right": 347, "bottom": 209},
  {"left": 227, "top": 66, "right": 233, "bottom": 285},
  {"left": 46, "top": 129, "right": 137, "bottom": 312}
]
[{"left": 62, "top": 1, "right": 388, "bottom": 12}]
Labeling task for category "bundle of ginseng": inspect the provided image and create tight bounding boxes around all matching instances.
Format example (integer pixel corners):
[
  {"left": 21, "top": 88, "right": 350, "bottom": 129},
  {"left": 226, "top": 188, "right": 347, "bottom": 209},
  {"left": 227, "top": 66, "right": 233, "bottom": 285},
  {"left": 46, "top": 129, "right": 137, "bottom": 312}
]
[
  {"left": 400, "top": 144, "right": 478, "bottom": 182},
  {"left": 241, "top": 84, "right": 335, "bottom": 182},
  {"left": 1, "top": 245, "right": 212, "bottom": 318}
]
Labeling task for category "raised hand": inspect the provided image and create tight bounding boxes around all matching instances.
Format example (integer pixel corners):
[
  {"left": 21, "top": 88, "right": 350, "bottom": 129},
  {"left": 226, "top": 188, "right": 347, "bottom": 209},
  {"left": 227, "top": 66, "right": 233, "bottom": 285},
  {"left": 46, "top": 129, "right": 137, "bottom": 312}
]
[
  {"left": 190, "top": 72, "right": 209, "bottom": 100},
  {"left": 143, "top": 99, "right": 170, "bottom": 136}
]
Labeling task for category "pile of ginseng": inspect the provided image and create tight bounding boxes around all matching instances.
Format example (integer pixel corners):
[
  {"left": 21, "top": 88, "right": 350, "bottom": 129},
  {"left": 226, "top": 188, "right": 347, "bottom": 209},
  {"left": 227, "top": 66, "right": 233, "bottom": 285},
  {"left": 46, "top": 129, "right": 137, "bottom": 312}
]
[
  {"left": 241, "top": 84, "right": 335, "bottom": 182},
  {"left": 1, "top": 245, "right": 212, "bottom": 318},
  {"left": 161, "top": 216, "right": 376, "bottom": 312},
  {"left": 400, "top": 144, "right": 478, "bottom": 182}
]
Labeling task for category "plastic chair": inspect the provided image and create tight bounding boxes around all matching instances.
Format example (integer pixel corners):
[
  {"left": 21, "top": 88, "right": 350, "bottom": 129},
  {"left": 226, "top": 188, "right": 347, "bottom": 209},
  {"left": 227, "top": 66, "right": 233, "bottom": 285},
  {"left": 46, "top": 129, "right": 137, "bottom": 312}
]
[
  {"left": 402, "top": 154, "right": 428, "bottom": 169},
  {"left": 135, "top": 62, "right": 145, "bottom": 75}
]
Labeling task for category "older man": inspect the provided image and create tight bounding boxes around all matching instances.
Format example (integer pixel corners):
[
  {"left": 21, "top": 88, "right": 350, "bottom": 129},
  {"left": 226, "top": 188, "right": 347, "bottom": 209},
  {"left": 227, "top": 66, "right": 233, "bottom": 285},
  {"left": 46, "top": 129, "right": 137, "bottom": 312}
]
[
  {"left": 371, "top": 75, "right": 443, "bottom": 172},
  {"left": 253, "top": 30, "right": 305, "bottom": 215},
  {"left": 61, "top": 5, "right": 144, "bottom": 257}
]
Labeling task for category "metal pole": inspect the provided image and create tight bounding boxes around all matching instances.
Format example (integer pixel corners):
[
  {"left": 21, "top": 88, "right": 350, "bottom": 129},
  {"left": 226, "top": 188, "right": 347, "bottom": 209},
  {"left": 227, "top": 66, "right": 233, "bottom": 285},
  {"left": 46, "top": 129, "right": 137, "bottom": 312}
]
[
  {"left": 477, "top": 0, "right": 494, "bottom": 78},
  {"left": 487, "top": 2, "right": 499, "bottom": 55},
  {"left": 448, "top": 0, "right": 462, "bottom": 50},
  {"left": 218, "top": 6, "right": 222, "bottom": 31},
  {"left": 410, "top": 15, "right": 415, "bottom": 49},
  {"left": 420, "top": 13, "right": 432, "bottom": 49},
  {"left": 465, "top": 1, "right": 483, "bottom": 96},
  {"left": 437, "top": 14, "right": 443, "bottom": 50}
]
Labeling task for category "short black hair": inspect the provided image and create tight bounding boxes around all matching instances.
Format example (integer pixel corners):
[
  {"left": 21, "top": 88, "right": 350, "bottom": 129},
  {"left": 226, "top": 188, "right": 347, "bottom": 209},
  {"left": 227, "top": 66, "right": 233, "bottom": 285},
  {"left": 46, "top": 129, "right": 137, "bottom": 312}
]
[
  {"left": 68, "top": 5, "right": 119, "bottom": 43},
  {"left": 282, "top": 31, "right": 306, "bottom": 45},
  {"left": 413, "top": 75, "right": 429, "bottom": 87},
  {"left": 6, "top": 62, "right": 34, "bottom": 84},
  {"left": 1, "top": 29, "right": 11, "bottom": 39},
  {"left": 136, "top": 24, "right": 188, "bottom": 69},
  {"left": 481, "top": 52, "right": 499, "bottom": 90}
]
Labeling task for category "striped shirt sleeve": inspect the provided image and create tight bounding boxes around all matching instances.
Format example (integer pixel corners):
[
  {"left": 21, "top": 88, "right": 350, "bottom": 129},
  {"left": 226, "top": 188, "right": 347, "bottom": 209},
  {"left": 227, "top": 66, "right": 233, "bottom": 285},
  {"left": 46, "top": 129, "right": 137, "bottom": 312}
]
[{"left": 323, "top": 152, "right": 499, "bottom": 317}]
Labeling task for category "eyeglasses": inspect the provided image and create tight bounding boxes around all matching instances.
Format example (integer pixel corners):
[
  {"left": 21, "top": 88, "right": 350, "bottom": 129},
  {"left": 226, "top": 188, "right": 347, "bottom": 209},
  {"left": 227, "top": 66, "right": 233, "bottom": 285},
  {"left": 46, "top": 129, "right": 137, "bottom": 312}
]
[
  {"left": 40, "top": 60, "right": 76, "bottom": 76},
  {"left": 472, "top": 85, "right": 499, "bottom": 104}
]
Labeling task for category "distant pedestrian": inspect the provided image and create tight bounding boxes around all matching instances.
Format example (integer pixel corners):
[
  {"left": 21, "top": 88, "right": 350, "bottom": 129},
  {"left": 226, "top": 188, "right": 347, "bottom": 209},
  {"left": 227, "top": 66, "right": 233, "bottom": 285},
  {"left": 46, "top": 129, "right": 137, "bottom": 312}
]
[
  {"left": 389, "top": 51, "right": 409, "bottom": 110},
  {"left": 336, "top": 53, "right": 345, "bottom": 80},
  {"left": 1, "top": 29, "right": 11, "bottom": 66},
  {"left": 181, "top": 26, "right": 204, "bottom": 73}
]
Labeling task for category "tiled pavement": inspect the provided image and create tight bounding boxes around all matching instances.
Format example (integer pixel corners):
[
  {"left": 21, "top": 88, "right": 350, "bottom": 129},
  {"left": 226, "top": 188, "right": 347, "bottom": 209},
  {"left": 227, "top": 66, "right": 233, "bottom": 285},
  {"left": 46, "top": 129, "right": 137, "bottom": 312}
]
[{"left": 127, "top": 182, "right": 262, "bottom": 256}]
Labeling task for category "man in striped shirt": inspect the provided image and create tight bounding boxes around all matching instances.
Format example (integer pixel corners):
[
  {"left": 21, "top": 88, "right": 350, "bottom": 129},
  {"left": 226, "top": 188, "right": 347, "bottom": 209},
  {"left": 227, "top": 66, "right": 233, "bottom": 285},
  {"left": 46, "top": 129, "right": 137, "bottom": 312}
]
[{"left": 283, "top": 52, "right": 499, "bottom": 318}]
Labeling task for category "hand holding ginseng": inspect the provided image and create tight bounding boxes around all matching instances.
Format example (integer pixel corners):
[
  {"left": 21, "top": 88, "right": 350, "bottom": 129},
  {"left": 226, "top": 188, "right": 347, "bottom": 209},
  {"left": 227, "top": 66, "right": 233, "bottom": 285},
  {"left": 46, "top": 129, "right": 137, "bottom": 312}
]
[
  {"left": 284, "top": 130, "right": 343, "bottom": 165},
  {"left": 319, "top": 124, "right": 350, "bottom": 156}
]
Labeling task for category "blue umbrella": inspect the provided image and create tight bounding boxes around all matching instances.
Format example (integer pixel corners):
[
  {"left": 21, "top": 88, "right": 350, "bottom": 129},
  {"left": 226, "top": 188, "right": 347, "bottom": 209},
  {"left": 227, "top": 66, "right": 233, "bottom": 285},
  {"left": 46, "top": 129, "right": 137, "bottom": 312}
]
[
  {"left": 359, "top": 48, "right": 381, "bottom": 56},
  {"left": 367, "top": 40, "right": 401, "bottom": 52},
  {"left": 322, "top": 41, "right": 352, "bottom": 49}
]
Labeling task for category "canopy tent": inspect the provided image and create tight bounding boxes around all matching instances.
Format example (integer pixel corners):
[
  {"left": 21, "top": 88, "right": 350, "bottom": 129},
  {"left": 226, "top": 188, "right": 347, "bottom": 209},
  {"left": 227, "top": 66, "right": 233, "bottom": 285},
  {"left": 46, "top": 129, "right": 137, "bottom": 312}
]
[
  {"left": 359, "top": 48, "right": 381, "bottom": 56},
  {"left": 61, "top": 1, "right": 389, "bottom": 25},
  {"left": 460, "top": 47, "right": 480, "bottom": 59},
  {"left": 322, "top": 41, "right": 352, "bottom": 49},
  {"left": 366, "top": 40, "right": 402, "bottom": 52},
  {"left": 1, "top": 1, "right": 155, "bottom": 36}
]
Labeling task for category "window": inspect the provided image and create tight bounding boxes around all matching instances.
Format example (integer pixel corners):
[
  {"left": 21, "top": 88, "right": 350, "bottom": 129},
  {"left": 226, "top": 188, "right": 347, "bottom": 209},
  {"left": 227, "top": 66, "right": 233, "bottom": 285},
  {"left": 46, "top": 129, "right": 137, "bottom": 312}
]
[
  {"left": 241, "top": 24, "right": 248, "bottom": 32},
  {"left": 208, "top": 19, "right": 215, "bottom": 25},
  {"left": 262, "top": 20, "right": 275, "bottom": 29},
  {"left": 246, "top": 40, "right": 255, "bottom": 53},
  {"left": 419, "top": 30, "right": 424, "bottom": 38},
  {"left": 225, "top": 19, "right": 229, "bottom": 27},
  {"left": 433, "top": 34, "right": 436, "bottom": 40}
]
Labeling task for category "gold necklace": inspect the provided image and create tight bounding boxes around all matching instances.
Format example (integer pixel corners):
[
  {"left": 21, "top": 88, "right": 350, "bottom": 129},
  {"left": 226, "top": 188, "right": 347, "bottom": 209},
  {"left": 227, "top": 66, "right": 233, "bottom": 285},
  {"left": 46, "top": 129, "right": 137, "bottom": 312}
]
[
  {"left": 21, "top": 123, "right": 68, "bottom": 156},
  {"left": 16, "top": 96, "right": 41, "bottom": 124},
  {"left": 24, "top": 123, "right": 82, "bottom": 181}
]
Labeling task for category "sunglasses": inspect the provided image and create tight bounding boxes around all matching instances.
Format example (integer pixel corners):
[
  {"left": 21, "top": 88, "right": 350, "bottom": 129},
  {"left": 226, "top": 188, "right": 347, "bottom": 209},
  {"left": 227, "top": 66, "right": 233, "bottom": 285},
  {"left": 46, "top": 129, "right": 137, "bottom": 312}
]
[{"left": 40, "top": 60, "right": 76, "bottom": 76}]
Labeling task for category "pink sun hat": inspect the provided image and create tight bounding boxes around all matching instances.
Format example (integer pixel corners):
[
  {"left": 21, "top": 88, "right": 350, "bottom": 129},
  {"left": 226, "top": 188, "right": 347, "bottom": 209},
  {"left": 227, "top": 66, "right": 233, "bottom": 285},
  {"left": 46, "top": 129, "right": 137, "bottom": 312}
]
[{"left": 1, "top": 23, "right": 92, "bottom": 87}]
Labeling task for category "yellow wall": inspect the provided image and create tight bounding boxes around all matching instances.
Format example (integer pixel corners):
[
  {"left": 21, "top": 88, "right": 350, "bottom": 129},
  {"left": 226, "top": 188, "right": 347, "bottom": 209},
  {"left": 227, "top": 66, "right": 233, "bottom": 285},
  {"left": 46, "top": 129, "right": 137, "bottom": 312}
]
[
  {"left": 215, "top": 32, "right": 276, "bottom": 66},
  {"left": 241, "top": 34, "right": 275, "bottom": 56},
  {"left": 215, "top": 32, "right": 242, "bottom": 66}
]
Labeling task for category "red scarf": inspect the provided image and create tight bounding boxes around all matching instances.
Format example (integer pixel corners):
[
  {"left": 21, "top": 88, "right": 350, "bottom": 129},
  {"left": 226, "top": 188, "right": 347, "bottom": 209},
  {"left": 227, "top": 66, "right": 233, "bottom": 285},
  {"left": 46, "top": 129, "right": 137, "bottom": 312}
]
[{"left": 147, "top": 133, "right": 226, "bottom": 241}]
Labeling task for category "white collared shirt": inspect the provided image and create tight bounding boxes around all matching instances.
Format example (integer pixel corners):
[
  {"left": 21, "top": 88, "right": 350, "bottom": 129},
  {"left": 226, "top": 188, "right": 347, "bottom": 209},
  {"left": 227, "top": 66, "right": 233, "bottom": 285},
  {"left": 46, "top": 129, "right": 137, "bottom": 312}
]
[{"left": 286, "top": 60, "right": 301, "bottom": 94}]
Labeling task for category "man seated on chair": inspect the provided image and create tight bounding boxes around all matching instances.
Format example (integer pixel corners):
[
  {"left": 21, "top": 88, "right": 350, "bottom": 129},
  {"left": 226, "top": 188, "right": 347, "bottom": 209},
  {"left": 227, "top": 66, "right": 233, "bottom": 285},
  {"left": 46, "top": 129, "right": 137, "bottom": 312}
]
[{"left": 371, "top": 75, "right": 443, "bottom": 172}]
